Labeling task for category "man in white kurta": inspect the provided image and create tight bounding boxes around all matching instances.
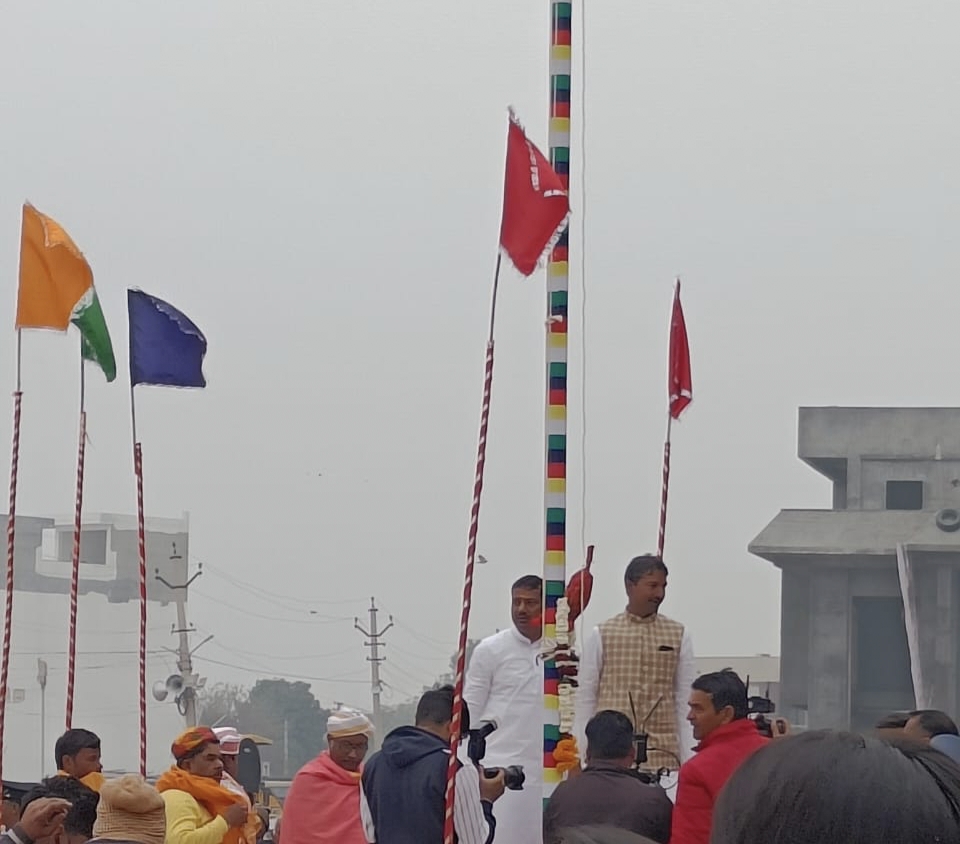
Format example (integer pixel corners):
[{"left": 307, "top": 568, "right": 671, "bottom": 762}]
[
  {"left": 575, "top": 555, "right": 696, "bottom": 799},
  {"left": 464, "top": 575, "right": 544, "bottom": 844}
]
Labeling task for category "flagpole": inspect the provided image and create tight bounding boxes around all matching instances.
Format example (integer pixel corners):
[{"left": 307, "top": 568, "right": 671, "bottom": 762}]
[
  {"left": 65, "top": 346, "right": 87, "bottom": 729},
  {"left": 656, "top": 412, "right": 673, "bottom": 558},
  {"left": 130, "top": 384, "right": 147, "bottom": 777},
  {"left": 0, "top": 330, "right": 24, "bottom": 794},
  {"left": 442, "top": 252, "right": 502, "bottom": 844}
]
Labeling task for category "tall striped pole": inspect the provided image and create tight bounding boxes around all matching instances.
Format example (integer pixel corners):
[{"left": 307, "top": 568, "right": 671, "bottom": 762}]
[{"left": 543, "top": 0, "right": 572, "bottom": 807}]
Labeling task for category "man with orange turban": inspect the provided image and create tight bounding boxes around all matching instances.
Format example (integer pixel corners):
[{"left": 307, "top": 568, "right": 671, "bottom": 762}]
[{"left": 157, "top": 727, "right": 257, "bottom": 844}]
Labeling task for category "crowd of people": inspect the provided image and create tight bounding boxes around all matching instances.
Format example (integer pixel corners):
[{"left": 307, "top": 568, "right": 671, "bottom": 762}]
[{"left": 5, "top": 552, "right": 960, "bottom": 843}]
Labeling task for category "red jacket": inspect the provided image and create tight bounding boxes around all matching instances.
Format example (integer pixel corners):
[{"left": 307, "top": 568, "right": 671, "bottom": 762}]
[{"left": 669, "top": 719, "right": 767, "bottom": 844}]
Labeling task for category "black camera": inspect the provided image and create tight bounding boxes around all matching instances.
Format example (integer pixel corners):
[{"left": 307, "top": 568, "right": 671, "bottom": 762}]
[
  {"left": 747, "top": 694, "right": 785, "bottom": 738},
  {"left": 467, "top": 721, "right": 526, "bottom": 791}
]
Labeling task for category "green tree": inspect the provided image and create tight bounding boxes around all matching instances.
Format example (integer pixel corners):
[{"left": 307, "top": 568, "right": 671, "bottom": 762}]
[
  {"left": 197, "top": 683, "right": 247, "bottom": 725},
  {"left": 241, "top": 680, "right": 331, "bottom": 778},
  {"left": 198, "top": 679, "right": 331, "bottom": 778}
]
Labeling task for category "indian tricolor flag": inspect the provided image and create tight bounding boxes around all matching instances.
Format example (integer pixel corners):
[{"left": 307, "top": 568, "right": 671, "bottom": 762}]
[{"left": 17, "top": 203, "right": 116, "bottom": 381}]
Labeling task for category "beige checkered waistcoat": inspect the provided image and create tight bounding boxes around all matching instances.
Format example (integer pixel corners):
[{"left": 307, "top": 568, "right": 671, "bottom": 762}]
[{"left": 596, "top": 611, "right": 684, "bottom": 771}]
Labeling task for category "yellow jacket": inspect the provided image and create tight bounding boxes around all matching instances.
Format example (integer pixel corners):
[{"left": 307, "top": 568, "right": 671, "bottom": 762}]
[{"left": 162, "top": 789, "right": 230, "bottom": 844}]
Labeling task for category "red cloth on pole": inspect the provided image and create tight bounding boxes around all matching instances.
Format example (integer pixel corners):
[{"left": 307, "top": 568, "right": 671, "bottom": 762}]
[
  {"left": 499, "top": 112, "right": 570, "bottom": 276},
  {"left": 669, "top": 282, "right": 692, "bottom": 419}
]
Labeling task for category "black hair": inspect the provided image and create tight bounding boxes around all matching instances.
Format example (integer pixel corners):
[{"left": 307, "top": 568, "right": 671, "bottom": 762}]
[
  {"left": 585, "top": 711, "right": 635, "bottom": 761},
  {"left": 23, "top": 777, "right": 99, "bottom": 838},
  {"left": 909, "top": 709, "right": 960, "bottom": 738},
  {"left": 512, "top": 575, "right": 543, "bottom": 593},
  {"left": 712, "top": 730, "right": 960, "bottom": 844},
  {"left": 55, "top": 728, "right": 100, "bottom": 769},
  {"left": 875, "top": 712, "right": 909, "bottom": 730},
  {"left": 691, "top": 670, "right": 748, "bottom": 720},
  {"left": 416, "top": 685, "right": 471, "bottom": 735},
  {"left": 557, "top": 828, "right": 658, "bottom": 844},
  {"left": 624, "top": 556, "right": 668, "bottom": 584}
]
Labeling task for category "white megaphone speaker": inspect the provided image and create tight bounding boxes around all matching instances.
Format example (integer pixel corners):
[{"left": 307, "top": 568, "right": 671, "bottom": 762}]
[{"left": 153, "top": 674, "right": 185, "bottom": 702}]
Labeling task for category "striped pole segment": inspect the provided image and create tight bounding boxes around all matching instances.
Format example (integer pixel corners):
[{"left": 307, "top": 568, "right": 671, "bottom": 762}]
[
  {"left": 65, "top": 409, "right": 86, "bottom": 729},
  {"left": 134, "top": 442, "right": 148, "bottom": 777},
  {"left": 543, "top": 0, "right": 572, "bottom": 806},
  {"left": 0, "top": 390, "right": 22, "bottom": 796}
]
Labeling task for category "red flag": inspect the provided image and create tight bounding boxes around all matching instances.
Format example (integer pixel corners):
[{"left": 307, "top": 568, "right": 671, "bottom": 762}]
[
  {"left": 669, "top": 281, "right": 692, "bottom": 419},
  {"left": 499, "top": 111, "right": 570, "bottom": 276}
]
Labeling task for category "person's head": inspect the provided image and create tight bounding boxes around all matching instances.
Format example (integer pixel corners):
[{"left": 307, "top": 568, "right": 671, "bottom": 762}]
[
  {"left": 212, "top": 728, "right": 242, "bottom": 779},
  {"left": 687, "top": 670, "right": 749, "bottom": 742},
  {"left": 584, "top": 711, "right": 635, "bottom": 768},
  {"left": 55, "top": 730, "right": 101, "bottom": 780},
  {"left": 326, "top": 709, "right": 374, "bottom": 772},
  {"left": 875, "top": 712, "right": 909, "bottom": 738},
  {"left": 511, "top": 575, "right": 543, "bottom": 641},
  {"left": 23, "top": 777, "right": 98, "bottom": 844},
  {"left": 171, "top": 727, "right": 223, "bottom": 780},
  {"left": 623, "top": 556, "right": 667, "bottom": 618},
  {"left": 905, "top": 709, "right": 959, "bottom": 743},
  {"left": 712, "top": 730, "right": 960, "bottom": 844},
  {"left": 92, "top": 775, "right": 165, "bottom": 844},
  {"left": 415, "top": 685, "right": 470, "bottom": 742}
]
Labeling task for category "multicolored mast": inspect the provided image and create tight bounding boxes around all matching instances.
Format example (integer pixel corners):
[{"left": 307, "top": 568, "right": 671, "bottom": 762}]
[{"left": 543, "top": 0, "right": 572, "bottom": 804}]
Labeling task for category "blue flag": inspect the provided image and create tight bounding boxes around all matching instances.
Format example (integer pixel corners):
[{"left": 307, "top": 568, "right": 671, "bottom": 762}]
[{"left": 128, "top": 289, "right": 207, "bottom": 388}]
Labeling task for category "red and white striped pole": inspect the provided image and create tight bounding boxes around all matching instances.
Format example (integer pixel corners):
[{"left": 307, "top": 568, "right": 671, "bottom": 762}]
[
  {"left": 65, "top": 408, "right": 86, "bottom": 729},
  {"left": 442, "top": 255, "right": 501, "bottom": 844},
  {"left": 134, "top": 442, "right": 148, "bottom": 777},
  {"left": 656, "top": 416, "right": 672, "bottom": 559},
  {"left": 0, "top": 386, "right": 23, "bottom": 794}
]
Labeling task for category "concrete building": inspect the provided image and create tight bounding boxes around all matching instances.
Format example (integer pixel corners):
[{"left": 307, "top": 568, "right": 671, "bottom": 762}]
[
  {"left": 750, "top": 408, "right": 960, "bottom": 732},
  {"left": 4, "top": 511, "right": 188, "bottom": 605},
  {"left": 694, "top": 655, "right": 780, "bottom": 708}
]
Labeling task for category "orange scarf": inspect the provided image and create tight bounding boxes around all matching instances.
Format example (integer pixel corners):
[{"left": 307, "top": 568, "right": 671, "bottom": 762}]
[
  {"left": 56, "top": 770, "right": 105, "bottom": 793},
  {"left": 156, "top": 766, "right": 257, "bottom": 844}
]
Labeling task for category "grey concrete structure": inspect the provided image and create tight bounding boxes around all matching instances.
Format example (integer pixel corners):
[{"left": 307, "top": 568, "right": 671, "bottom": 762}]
[
  {"left": 750, "top": 408, "right": 960, "bottom": 731},
  {"left": 0, "top": 511, "right": 188, "bottom": 606}
]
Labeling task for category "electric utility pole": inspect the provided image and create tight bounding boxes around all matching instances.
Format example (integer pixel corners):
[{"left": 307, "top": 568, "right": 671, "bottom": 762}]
[
  {"left": 156, "top": 545, "right": 212, "bottom": 727},
  {"left": 355, "top": 597, "right": 393, "bottom": 749}
]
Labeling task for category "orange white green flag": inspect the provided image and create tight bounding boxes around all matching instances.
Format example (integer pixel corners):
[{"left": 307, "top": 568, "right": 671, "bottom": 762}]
[{"left": 16, "top": 203, "right": 116, "bottom": 382}]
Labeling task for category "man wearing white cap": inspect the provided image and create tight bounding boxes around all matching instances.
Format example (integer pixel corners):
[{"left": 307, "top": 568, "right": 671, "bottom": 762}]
[
  {"left": 212, "top": 728, "right": 250, "bottom": 807},
  {"left": 281, "top": 708, "right": 373, "bottom": 844}
]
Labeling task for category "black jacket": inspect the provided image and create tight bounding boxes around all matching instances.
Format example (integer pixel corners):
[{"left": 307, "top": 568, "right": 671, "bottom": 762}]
[
  {"left": 543, "top": 763, "right": 673, "bottom": 844},
  {"left": 362, "top": 726, "right": 495, "bottom": 844}
]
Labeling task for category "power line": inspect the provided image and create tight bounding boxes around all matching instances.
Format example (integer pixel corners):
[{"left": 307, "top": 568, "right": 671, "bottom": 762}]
[
  {"left": 193, "top": 654, "right": 370, "bottom": 685},
  {"left": 192, "top": 590, "right": 351, "bottom": 624},
  {"left": 200, "top": 562, "right": 367, "bottom": 608}
]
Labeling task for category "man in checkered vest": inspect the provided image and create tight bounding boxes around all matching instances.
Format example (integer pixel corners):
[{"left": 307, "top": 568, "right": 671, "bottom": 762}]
[{"left": 576, "top": 555, "right": 696, "bottom": 795}]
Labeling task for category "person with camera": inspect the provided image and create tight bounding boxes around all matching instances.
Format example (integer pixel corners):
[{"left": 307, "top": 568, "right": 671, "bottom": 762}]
[
  {"left": 463, "top": 575, "right": 544, "bottom": 844},
  {"left": 543, "top": 711, "right": 672, "bottom": 844},
  {"left": 669, "top": 670, "right": 767, "bottom": 844},
  {"left": 360, "top": 685, "right": 505, "bottom": 844}
]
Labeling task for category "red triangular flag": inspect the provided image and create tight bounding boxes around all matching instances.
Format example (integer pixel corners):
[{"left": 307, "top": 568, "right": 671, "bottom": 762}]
[
  {"left": 669, "top": 281, "right": 692, "bottom": 419},
  {"left": 499, "top": 111, "right": 570, "bottom": 276}
]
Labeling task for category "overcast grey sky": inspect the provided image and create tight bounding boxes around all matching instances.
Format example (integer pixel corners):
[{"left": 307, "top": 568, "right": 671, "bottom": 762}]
[{"left": 1, "top": 0, "right": 959, "bottom": 771}]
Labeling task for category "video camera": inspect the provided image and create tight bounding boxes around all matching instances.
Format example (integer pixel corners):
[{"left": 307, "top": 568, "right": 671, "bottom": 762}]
[
  {"left": 466, "top": 721, "right": 526, "bottom": 791},
  {"left": 746, "top": 691, "right": 786, "bottom": 738},
  {"left": 629, "top": 693, "right": 672, "bottom": 786}
]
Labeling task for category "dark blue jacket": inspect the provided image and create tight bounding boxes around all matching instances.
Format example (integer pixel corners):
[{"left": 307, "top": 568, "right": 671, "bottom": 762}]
[{"left": 361, "top": 726, "right": 494, "bottom": 844}]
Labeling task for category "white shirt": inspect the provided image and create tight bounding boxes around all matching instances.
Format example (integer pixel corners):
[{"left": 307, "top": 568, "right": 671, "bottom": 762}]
[
  {"left": 575, "top": 623, "right": 697, "bottom": 768},
  {"left": 463, "top": 627, "right": 543, "bottom": 844},
  {"left": 359, "top": 759, "right": 491, "bottom": 844}
]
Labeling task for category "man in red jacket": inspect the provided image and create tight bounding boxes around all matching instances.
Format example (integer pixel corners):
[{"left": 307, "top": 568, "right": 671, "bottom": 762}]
[{"left": 669, "top": 670, "right": 767, "bottom": 844}]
